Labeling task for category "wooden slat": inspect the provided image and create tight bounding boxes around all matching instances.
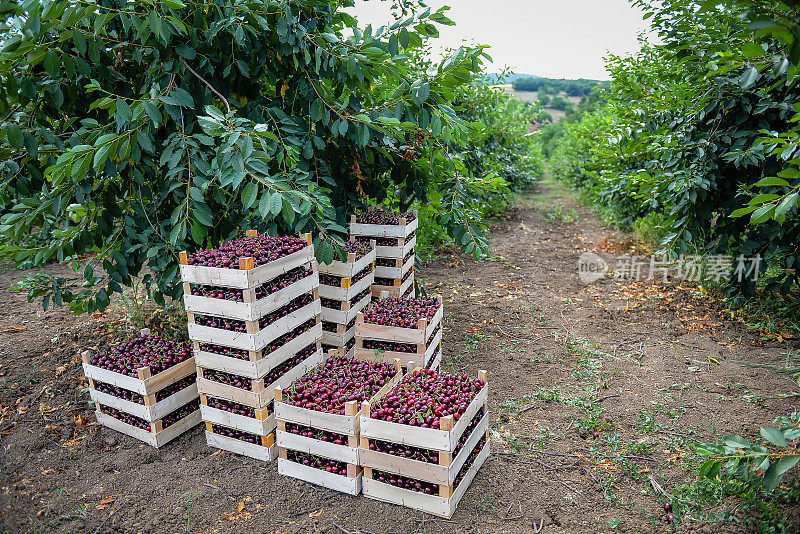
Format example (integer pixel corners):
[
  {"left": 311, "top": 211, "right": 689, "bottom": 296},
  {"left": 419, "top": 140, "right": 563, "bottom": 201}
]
[
  {"left": 355, "top": 321, "right": 424, "bottom": 345},
  {"left": 205, "top": 430, "right": 278, "bottom": 462},
  {"left": 200, "top": 404, "right": 276, "bottom": 436},
  {"left": 277, "top": 458, "right": 362, "bottom": 495},
  {"left": 274, "top": 402, "right": 359, "bottom": 435},
  {"left": 276, "top": 430, "right": 359, "bottom": 464},
  {"left": 320, "top": 289, "right": 372, "bottom": 324},
  {"left": 193, "top": 323, "right": 322, "bottom": 379},
  {"left": 321, "top": 326, "right": 355, "bottom": 348},
  {"left": 374, "top": 254, "right": 414, "bottom": 279}
]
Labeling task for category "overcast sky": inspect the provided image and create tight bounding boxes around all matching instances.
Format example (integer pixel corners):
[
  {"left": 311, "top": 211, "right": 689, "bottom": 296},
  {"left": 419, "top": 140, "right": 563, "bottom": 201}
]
[{"left": 346, "top": 0, "right": 651, "bottom": 80}]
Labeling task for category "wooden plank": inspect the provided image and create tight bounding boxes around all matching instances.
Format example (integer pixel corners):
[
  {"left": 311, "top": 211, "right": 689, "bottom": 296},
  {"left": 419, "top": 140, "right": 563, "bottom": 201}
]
[
  {"left": 445, "top": 441, "right": 490, "bottom": 516},
  {"left": 183, "top": 271, "right": 317, "bottom": 322},
  {"left": 447, "top": 386, "right": 488, "bottom": 450},
  {"left": 153, "top": 409, "right": 203, "bottom": 447},
  {"left": 362, "top": 476, "right": 450, "bottom": 518},
  {"left": 194, "top": 323, "right": 322, "bottom": 379},
  {"left": 276, "top": 430, "right": 359, "bottom": 464},
  {"left": 355, "top": 321, "right": 424, "bottom": 345},
  {"left": 426, "top": 347, "right": 442, "bottom": 371},
  {"left": 205, "top": 431, "right": 278, "bottom": 462},
  {"left": 277, "top": 458, "right": 362, "bottom": 495},
  {"left": 200, "top": 404, "right": 276, "bottom": 436},
  {"left": 447, "top": 413, "right": 489, "bottom": 484},
  {"left": 142, "top": 358, "right": 197, "bottom": 394},
  {"left": 374, "top": 254, "right": 414, "bottom": 279}
]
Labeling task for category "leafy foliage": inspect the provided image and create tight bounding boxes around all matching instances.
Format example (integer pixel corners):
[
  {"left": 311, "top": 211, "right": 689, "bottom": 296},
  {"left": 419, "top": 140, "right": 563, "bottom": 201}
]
[
  {"left": 550, "top": 0, "right": 800, "bottom": 296},
  {"left": 0, "top": 0, "right": 507, "bottom": 313},
  {"left": 697, "top": 412, "right": 800, "bottom": 493}
]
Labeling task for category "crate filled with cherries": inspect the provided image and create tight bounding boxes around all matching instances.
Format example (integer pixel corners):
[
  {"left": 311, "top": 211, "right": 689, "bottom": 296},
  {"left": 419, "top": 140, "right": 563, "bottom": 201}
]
[
  {"left": 274, "top": 352, "right": 402, "bottom": 495},
  {"left": 81, "top": 330, "right": 201, "bottom": 447},
  {"left": 355, "top": 295, "right": 443, "bottom": 369},
  {"left": 349, "top": 209, "right": 417, "bottom": 298},
  {"left": 359, "top": 369, "right": 489, "bottom": 518}
]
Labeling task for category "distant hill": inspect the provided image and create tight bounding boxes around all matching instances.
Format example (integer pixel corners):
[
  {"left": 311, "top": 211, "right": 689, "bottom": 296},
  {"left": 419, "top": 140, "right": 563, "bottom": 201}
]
[{"left": 482, "top": 73, "right": 540, "bottom": 84}]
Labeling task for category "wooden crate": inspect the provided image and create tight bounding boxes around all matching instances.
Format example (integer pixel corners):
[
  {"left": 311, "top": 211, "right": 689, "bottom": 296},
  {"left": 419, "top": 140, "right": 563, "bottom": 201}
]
[
  {"left": 322, "top": 325, "right": 355, "bottom": 348},
  {"left": 205, "top": 423, "right": 278, "bottom": 461},
  {"left": 359, "top": 371, "right": 489, "bottom": 517},
  {"left": 354, "top": 297, "right": 442, "bottom": 368},
  {"left": 374, "top": 235, "right": 417, "bottom": 260},
  {"left": 374, "top": 254, "right": 414, "bottom": 280},
  {"left": 273, "top": 357, "right": 403, "bottom": 495},
  {"left": 183, "top": 270, "right": 318, "bottom": 322},
  {"left": 320, "top": 289, "right": 372, "bottom": 325},
  {"left": 318, "top": 265, "right": 375, "bottom": 302},
  {"left": 94, "top": 406, "right": 202, "bottom": 448},
  {"left": 197, "top": 345, "right": 324, "bottom": 409},
  {"left": 193, "top": 322, "right": 322, "bottom": 379},
  {"left": 81, "top": 350, "right": 196, "bottom": 398},
  {"left": 179, "top": 232, "right": 314, "bottom": 290},
  {"left": 187, "top": 297, "right": 321, "bottom": 354},
  {"left": 349, "top": 213, "right": 418, "bottom": 240},
  {"left": 200, "top": 394, "right": 276, "bottom": 436},
  {"left": 361, "top": 441, "right": 490, "bottom": 518},
  {"left": 88, "top": 379, "right": 198, "bottom": 422},
  {"left": 316, "top": 241, "right": 376, "bottom": 279},
  {"left": 371, "top": 272, "right": 414, "bottom": 298}
]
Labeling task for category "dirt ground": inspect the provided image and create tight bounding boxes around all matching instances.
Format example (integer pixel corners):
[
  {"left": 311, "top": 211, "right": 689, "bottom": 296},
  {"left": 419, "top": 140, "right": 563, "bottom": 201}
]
[{"left": 1, "top": 181, "right": 798, "bottom": 534}]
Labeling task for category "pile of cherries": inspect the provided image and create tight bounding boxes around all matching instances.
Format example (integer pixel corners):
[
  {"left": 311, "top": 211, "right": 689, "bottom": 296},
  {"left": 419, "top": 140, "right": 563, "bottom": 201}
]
[
  {"left": 285, "top": 422, "right": 349, "bottom": 446},
  {"left": 375, "top": 258, "right": 398, "bottom": 267},
  {"left": 286, "top": 450, "right": 348, "bottom": 475},
  {"left": 90, "top": 335, "right": 192, "bottom": 377},
  {"left": 370, "top": 369, "right": 485, "bottom": 428},
  {"left": 209, "top": 424, "right": 264, "bottom": 445},
  {"left": 372, "top": 470, "right": 438, "bottom": 494},
  {"left": 363, "top": 297, "right": 439, "bottom": 328},
  {"left": 283, "top": 356, "right": 396, "bottom": 414},
  {"left": 199, "top": 342, "right": 249, "bottom": 360},
  {"left": 162, "top": 399, "right": 200, "bottom": 428},
  {"left": 373, "top": 276, "right": 395, "bottom": 286},
  {"left": 363, "top": 339, "right": 417, "bottom": 354},
  {"left": 194, "top": 314, "right": 247, "bottom": 333},
  {"left": 185, "top": 235, "right": 307, "bottom": 268},
  {"left": 356, "top": 209, "right": 416, "bottom": 225}
]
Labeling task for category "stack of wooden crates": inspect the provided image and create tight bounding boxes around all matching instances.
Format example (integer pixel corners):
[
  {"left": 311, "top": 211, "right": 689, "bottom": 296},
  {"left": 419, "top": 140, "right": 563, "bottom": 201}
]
[
  {"left": 318, "top": 241, "right": 376, "bottom": 357},
  {"left": 349, "top": 212, "right": 416, "bottom": 298},
  {"left": 179, "top": 231, "right": 323, "bottom": 461}
]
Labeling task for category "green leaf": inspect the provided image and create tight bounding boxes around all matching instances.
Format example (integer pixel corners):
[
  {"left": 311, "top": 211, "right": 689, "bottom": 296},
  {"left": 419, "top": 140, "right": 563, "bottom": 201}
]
[
  {"left": 6, "top": 123, "right": 23, "bottom": 149},
  {"left": 310, "top": 99, "right": 323, "bottom": 122},
  {"left": 163, "top": 0, "right": 186, "bottom": 9},
  {"left": 269, "top": 192, "right": 283, "bottom": 216},
  {"left": 755, "top": 177, "right": 790, "bottom": 187},
  {"left": 281, "top": 198, "right": 295, "bottom": 224},
  {"left": 739, "top": 67, "right": 761, "bottom": 90},
  {"left": 43, "top": 50, "right": 60, "bottom": 76},
  {"left": 760, "top": 426, "right": 788, "bottom": 448},
  {"left": 241, "top": 182, "right": 258, "bottom": 209},
  {"left": 773, "top": 455, "right": 800, "bottom": 477},
  {"left": 774, "top": 192, "right": 798, "bottom": 218},
  {"left": 751, "top": 204, "right": 775, "bottom": 223},
  {"left": 731, "top": 205, "right": 758, "bottom": 218},
  {"left": 741, "top": 42, "right": 764, "bottom": 58},
  {"left": 338, "top": 120, "right": 349, "bottom": 136}
]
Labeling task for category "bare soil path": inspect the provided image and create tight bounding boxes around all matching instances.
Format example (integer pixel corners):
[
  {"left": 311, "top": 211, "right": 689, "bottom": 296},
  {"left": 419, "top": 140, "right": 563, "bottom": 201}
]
[{"left": 1, "top": 180, "right": 797, "bottom": 533}]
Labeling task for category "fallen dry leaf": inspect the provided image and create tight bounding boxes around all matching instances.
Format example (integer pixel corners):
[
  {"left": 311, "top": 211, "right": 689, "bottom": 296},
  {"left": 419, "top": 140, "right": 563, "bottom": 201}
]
[
  {"left": 0, "top": 327, "right": 26, "bottom": 334},
  {"left": 237, "top": 501, "right": 246, "bottom": 513},
  {"left": 308, "top": 509, "right": 324, "bottom": 518}
]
